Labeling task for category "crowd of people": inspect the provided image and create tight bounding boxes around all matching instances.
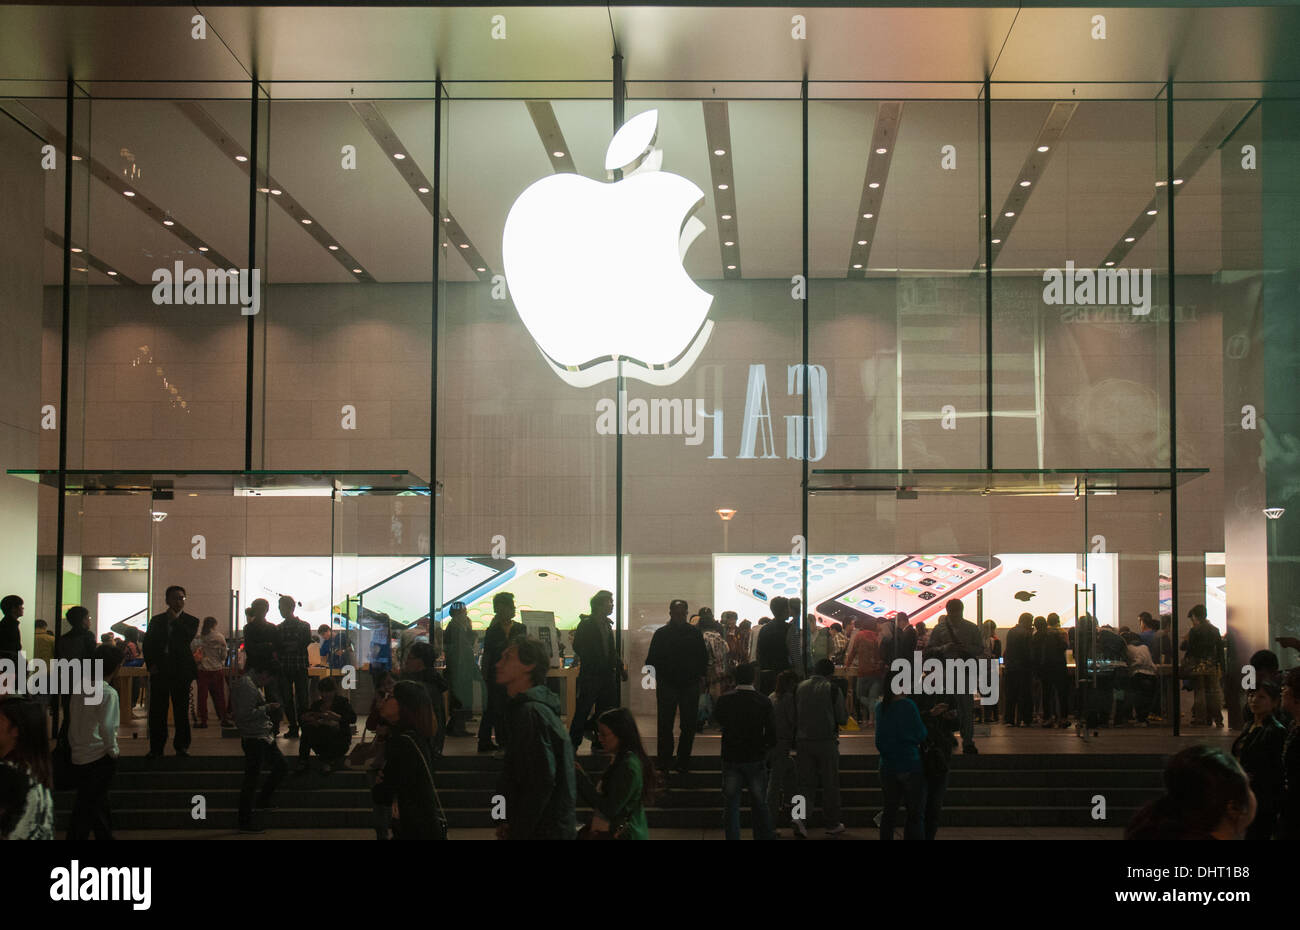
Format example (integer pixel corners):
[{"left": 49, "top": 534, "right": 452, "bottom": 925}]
[{"left": 2, "top": 586, "right": 1298, "bottom": 841}]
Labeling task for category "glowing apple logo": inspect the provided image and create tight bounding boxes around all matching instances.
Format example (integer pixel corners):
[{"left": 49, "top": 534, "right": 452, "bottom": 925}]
[{"left": 502, "top": 110, "right": 713, "bottom": 387}]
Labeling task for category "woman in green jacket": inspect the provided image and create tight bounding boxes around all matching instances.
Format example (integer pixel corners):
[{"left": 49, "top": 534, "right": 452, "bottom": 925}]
[{"left": 574, "top": 707, "right": 655, "bottom": 840}]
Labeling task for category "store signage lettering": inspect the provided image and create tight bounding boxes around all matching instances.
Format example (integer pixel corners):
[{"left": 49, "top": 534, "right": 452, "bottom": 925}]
[
  {"left": 151, "top": 262, "right": 261, "bottom": 315},
  {"left": 595, "top": 363, "right": 828, "bottom": 462},
  {"left": 502, "top": 110, "right": 712, "bottom": 388},
  {"left": 1042, "top": 261, "right": 1151, "bottom": 316}
]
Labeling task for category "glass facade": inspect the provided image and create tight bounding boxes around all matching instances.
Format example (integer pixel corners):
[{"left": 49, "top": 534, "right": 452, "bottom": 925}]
[{"left": 1, "top": 5, "right": 1297, "bottom": 751}]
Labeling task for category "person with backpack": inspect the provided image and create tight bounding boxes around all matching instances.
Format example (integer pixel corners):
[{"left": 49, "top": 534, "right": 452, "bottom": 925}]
[{"left": 791, "top": 659, "right": 848, "bottom": 837}]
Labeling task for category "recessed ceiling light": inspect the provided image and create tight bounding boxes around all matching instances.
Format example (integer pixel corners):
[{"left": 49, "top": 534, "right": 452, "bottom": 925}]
[
  {"left": 1105, "top": 261, "right": 1115, "bottom": 267},
  {"left": 458, "top": 243, "right": 468, "bottom": 249},
  {"left": 71, "top": 154, "right": 83, "bottom": 161},
  {"left": 992, "top": 238, "right": 1002, "bottom": 244},
  {"left": 270, "top": 189, "right": 282, "bottom": 196},
  {"left": 1004, "top": 211, "right": 1015, "bottom": 217},
  {"left": 863, "top": 213, "right": 873, "bottom": 219},
  {"left": 857, "top": 240, "right": 867, "bottom": 245},
  {"left": 352, "top": 268, "right": 362, "bottom": 274},
  {"left": 1019, "top": 180, "right": 1031, "bottom": 187},
  {"left": 721, "top": 214, "right": 732, "bottom": 220},
  {"left": 326, "top": 245, "right": 339, "bottom": 252},
  {"left": 123, "top": 190, "right": 135, "bottom": 197},
  {"left": 69, "top": 247, "right": 82, "bottom": 253},
  {"left": 876, "top": 147, "right": 887, "bottom": 155},
  {"left": 853, "top": 263, "right": 863, "bottom": 269},
  {"left": 1147, "top": 209, "right": 1158, "bottom": 215},
  {"left": 442, "top": 217, "right": 450, "bottom": 223},
  {"left": 724, "top": 240, "right": 734, "bottom": 246},
  {"left": 1124, "top": 236, "right": 1136, "bottom": 243},
  {"left": 258, "top": 187, "right": 270, "bottom": 194},
  {"left": 198, "top": 246, "right": 209, "bottom": 252},
  {"left": 73, "top": 266, "right": 86, "bottom": 272},
  {"left": 301, "top": 218, "right": 313, "bottom": 225},
  {"left": 727, "top": 264, "right": 736, "bottom": 270},
  {"left": 1155, "top": 180, "right": 1168, "bottom": 187},
  {"left": 106, "top": 270, "right": 117, "bottom": 276},
  {"left": 717, "top": 184, "right": 728, "bottom": 190},
  {"left": 418, "top": 186, "right": 430, "bottom": 194},
  {"left": 393, "top": 153, "right": 406, "bottom": 160},
  {"left": 235, "top": 155, "right": 248, "bottom": 162},
  {"left": 476, "top": 266, "right": 486, "bottom": 272},
  {"left": 868, "top": 182, "right": 880, "bottom": 189},
  {"left": 714, "top": 149, "right": 726, "bottom": 156},
  {"left": 1037, "top": 145, "right": 1050, "bottom": 153},
  {"left": 552, "top": 151, "right": 564, "bottom": 158},
  {"left": 1173, "top": 178, "right": 1184, "bottom": 185},
  {"left": 163, "top": 219, "right": 174, "bottom": 226}
]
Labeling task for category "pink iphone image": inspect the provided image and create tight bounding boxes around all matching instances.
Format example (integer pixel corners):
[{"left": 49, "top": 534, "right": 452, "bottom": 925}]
[{"left": 815, "top": 555, "right": 1003, "bottom": 627}]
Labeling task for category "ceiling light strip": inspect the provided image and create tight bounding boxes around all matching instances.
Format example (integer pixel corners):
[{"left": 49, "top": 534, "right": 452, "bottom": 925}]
[
  {"left": 15, "top": 106, "right": 241, "bottom": 273},
  {"left": 175, "top": 101, "right": 375, "bottom": 282},
  {"left": 849, "top": 101, "right": 903, "bottom": 278},
  {"left": 987, "top": 101, "right": 1076, "bottom": 268},
  {"left": 351, "top": 100, "right": 491, "bottom": 282},
  {"left": 702, "top": 101, "right": 740, "bottom": 280},
  {"left": 524, "top": 100, "right": 577, "bottom": 175},
  {"left": 1097, "top": 100, "right": 1254, "bottom": 268},
  {"left": 44, "top": 228, "right": 136, "bottom": 284}
]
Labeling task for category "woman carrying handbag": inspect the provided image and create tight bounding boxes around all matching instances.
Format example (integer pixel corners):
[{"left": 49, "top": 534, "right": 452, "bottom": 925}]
[
  {"left": 574, "top": 708, "right": 655, "bottom": 840},
  {"left": 371, "top": 680, "right": 447, "bottom": 840}
]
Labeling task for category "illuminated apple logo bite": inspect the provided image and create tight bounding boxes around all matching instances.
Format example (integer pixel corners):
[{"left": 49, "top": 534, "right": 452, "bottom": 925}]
[{"left": 502, "top": 109, "right": 714, "bottom": 387}]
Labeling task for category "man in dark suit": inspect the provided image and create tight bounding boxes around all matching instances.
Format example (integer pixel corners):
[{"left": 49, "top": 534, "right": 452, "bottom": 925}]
[{"left": 143, "top": 585, "right": 200, "bottom": 759}]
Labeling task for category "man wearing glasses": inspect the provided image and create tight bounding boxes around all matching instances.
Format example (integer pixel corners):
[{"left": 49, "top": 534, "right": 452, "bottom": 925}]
[{"left": 143, "top": 585, "right": 200, "bottom": 760}]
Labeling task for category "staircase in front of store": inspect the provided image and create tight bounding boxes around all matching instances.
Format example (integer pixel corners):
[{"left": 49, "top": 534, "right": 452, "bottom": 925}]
[{"left": 53, "top": 751, "right": 1168, "bottom": 832}]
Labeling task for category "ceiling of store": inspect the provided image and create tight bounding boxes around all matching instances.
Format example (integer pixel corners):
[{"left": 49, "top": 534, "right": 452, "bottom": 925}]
[{"left": 0, "top": 4, "right": 1279, "bottom": 286}]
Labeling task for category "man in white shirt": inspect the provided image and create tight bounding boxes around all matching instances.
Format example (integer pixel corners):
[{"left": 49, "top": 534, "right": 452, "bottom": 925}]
[{"left": 67, "top": 644, "right": 123, "bottom": 840}]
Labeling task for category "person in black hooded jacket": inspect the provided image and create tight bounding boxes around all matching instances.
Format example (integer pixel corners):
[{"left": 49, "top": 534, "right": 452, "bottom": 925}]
[{"left": 495, "top": 639, "right": 577, "bottom": 840}]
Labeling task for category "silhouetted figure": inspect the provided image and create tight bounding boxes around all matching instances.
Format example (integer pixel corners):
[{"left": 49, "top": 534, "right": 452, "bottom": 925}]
[
  {"left": 372, "top": 680, "right": 444, "bottom": 840},
  {"left": 495, "top": 639, "right": 576, "bottom": 840},
  {"left": 569, "top": 590, "right": 622, "bottom": 753},
  {"left": 142, "top": 586, "right": 200, "bottom": 760},
  {"left": 1004, "top": 613, "right": 1035, "bottom": 726},
  {"left": 0, "top": 595, "right": 22, "bottom": 663},
  {"left": 715, "top": 662, "right": 776, "bottom": 840},
  {"left": 645, "top": 599, "right": 709, "bottom": 775},
  {"left": 924, "top": 599, "right": 982, "bottom": 753},
  {"left": 67, "top": 645, "right": 123, "bottom": 840},
  {"left": 231, "top": 659, "right": 288, "bottom": 833},
  {"left": 296, "top": 677, "right": 356, "bottom": 775},
  {"left": 1231, "top": 681, "right": 1287, "bottom": 840},
  {"left": 478, "top": 592, "right": 524, "bottom": 754},
  {"left": 276, "top": 595, "right": 313, "bottom": 740},
  {"left": 443, "top": 603, "right": 476, "bottom": 736},
  {"left": 756, "top": 595, "right": 792, "bottom": 695},
  {"left": 792, "top": 658, "right": 847, "bottom": 837},
  {"left": 1126, "top": 746, "right": 1255, "bottom": 840}
]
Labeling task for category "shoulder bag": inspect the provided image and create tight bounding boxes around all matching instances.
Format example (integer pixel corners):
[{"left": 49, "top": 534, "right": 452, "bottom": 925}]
[{"left": 401, "top": 733, "right": 448, "bottom": 841}]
